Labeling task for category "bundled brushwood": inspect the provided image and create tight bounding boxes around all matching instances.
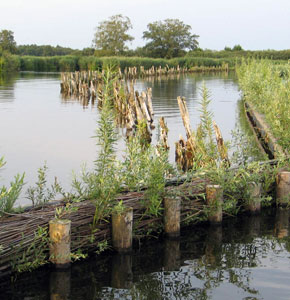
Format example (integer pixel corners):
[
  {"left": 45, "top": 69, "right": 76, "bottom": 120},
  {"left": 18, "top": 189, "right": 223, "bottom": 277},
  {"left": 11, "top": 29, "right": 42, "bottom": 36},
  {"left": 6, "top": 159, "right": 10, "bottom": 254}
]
[{"left": 0, "top": 179, "right": 207, "bottom": 277}]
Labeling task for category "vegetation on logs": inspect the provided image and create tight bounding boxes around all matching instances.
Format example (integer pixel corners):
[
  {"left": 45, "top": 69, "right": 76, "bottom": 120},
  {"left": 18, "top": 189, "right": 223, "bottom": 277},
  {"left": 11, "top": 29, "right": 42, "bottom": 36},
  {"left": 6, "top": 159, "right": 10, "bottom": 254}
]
[
  {"left": 1, "top": 66, "right": 289, "bottom": 275},
  {"left": 237, "top": 59, "right": 290, "bottom": 153}
]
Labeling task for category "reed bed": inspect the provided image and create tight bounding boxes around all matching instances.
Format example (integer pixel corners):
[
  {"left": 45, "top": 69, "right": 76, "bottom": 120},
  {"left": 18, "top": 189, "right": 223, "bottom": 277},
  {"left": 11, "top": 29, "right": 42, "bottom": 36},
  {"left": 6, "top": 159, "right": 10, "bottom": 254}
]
[{"left": 237, "top": 60, "right": 290, "bottom": 153}]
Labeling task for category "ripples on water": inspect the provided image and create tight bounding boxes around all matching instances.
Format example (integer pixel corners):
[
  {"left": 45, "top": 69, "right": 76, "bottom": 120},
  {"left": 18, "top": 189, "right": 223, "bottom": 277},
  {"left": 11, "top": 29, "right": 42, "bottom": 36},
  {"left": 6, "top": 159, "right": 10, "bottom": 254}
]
[{"left": 0, "top": 72, "right": 260, "bottom": 206}]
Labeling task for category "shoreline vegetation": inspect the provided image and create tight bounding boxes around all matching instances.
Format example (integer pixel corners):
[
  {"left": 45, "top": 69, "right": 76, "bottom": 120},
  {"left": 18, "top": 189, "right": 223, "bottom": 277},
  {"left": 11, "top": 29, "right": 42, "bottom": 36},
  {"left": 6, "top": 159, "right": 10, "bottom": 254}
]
[
  {"left": 0, "top": 49, "right": 289, "bottom": 73},
  {"left": 1, "top": 64, "right": 290, "bottom": 275}
]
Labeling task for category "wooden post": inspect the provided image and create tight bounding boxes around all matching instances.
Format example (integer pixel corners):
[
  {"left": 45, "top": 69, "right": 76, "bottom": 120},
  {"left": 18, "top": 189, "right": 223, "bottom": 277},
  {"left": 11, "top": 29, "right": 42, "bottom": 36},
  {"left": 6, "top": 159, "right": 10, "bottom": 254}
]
[
  {"left": 49, "top": 219, "right": 71, "bottom": 267},
  {"left": 206, "top": 185, "right": 223, "bottom": 224},
  {"left": 276, "top": 171, "right": 290, "bottom": 206},
  {"left": 164, "top": 197, "right": 181, "bottom": 238},
  {"left": 112, "top": 207, "right": 133, "bottom": 253},
  {"left": 245, "top": 182, "right": 262, "bottom": 214}
]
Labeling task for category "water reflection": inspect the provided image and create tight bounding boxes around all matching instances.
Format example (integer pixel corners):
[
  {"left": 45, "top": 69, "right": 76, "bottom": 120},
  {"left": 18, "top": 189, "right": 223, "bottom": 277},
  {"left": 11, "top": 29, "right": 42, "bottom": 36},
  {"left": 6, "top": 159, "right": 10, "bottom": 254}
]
[{"left": 2, "top": 209, "right": 290, "bottom": 299}]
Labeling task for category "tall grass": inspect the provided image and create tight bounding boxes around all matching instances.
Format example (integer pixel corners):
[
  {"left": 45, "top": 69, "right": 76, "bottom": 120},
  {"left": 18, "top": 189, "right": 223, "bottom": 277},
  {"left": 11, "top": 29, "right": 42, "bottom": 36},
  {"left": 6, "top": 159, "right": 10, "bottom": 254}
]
[{"left": 237, "top": 59, "right": 290, "bottom": 152}]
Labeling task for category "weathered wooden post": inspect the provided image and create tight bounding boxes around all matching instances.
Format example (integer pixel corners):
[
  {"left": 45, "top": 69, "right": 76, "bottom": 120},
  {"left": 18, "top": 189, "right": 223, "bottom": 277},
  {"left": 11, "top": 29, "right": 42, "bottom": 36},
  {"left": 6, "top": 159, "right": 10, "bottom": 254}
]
[
  {"left": 164, "top": 196, "right": 181, "bottom": 238},
  {"left": 49, "top": 219, "right": 71, "bottom": 267},
  {"left": 245, "top": 182, "right": 262, "bottom": 214},
  {"left": 112, "top": 207, "right": 133, "bottom": 253},
  {"left": 206, "top": 185, "right": 223, "bottom": 224},
  {"left": 276, "top": 171, "right": 290, "bottom": 206}
]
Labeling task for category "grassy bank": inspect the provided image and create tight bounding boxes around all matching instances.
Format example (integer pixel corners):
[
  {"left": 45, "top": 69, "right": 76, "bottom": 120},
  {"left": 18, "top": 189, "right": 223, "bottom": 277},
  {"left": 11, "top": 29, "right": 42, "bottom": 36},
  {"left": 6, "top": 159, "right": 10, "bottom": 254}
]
[{"left": 237, "top": 60, "right": 290, "bottom": 153}]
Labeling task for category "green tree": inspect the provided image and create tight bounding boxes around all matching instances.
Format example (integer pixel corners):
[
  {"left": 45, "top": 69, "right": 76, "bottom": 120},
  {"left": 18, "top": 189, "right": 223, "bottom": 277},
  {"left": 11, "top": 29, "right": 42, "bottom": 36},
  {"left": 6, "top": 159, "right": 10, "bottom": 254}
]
[
  {"left": 0, "top": 30, "right": 17, "bottom": 54},
  {"left": 92, "top": 14, "right": 134, "bottom": 55},
  {"left": 143, "top": 19, "right": 199, "bottom": 58}
]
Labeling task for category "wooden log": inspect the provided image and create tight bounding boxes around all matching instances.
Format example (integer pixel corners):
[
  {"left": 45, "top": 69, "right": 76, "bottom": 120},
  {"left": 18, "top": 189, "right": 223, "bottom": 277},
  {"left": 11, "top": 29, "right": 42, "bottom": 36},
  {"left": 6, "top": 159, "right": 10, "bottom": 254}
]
[
  {"left": 49, "top": 219, "right": 71, "bottom": 267},
  {"left": 206, "top": 185, "right": 223, "bottom": 224},
  {"left": 245, "top": 182, "right": 262, "bottom": 214},
  {"left": 163, "top": 197, "right": 181, "bottom": 238},
  {"left": 213, "top": 121, "right": 230, "bottom": 166},
  {"left": 159, "top": 117, "right": 169, "bottom": 151},
  {"left": 112, "top": 207, "right": 133, "bottom": 253},
  {"left": 276, "top": 171, "right": 290, "bottom": 206}
]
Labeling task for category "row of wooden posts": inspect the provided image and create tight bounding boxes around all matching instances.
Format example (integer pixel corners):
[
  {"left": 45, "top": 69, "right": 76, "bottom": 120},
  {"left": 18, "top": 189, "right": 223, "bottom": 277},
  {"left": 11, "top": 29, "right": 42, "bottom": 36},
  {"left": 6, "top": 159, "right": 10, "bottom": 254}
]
[{"left": 49, "top": 171, "right": 290, "bottom": 267}]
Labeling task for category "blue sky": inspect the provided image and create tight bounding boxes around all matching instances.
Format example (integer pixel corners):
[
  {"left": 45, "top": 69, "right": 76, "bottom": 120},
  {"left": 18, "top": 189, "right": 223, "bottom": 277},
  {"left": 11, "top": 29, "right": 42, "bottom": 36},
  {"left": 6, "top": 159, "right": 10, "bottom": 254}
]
[{"left": 0, "top": 0, "right": 289, "bottom": 50}]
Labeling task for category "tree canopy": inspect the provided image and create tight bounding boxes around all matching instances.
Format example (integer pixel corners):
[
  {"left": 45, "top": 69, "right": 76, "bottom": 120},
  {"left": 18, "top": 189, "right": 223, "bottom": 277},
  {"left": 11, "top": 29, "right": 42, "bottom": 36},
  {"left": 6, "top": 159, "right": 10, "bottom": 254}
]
[
  {"left": 0, "top": 30, "right": 17, "bottom": 54},
  {"left": 92, "top": 14, "right": 134, "bottom": 55},
  {"left": 143, "top": 19, "right": 199, "bottom": 59}
]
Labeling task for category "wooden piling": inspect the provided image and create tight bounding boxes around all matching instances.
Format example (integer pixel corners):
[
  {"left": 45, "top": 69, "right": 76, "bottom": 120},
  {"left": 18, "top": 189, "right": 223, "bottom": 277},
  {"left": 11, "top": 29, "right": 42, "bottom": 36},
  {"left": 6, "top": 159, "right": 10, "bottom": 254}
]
[
  {"left": 112, "top": 207, "right": 133, "bottom": 253},
  {"left": 276, "top": 171, "right": 290, "bottom": 206},
  {"left": 164, "top": 196, "right": 181, "bottom": 238},
  {"left": 206, "top": 185, "right": 223, "bottom": 224},
  {"left": 245, "top": 182, "right": 262, "bottom": 214},
  {"left": 49, "top": 219, "right": 71, "bottom": 267}
]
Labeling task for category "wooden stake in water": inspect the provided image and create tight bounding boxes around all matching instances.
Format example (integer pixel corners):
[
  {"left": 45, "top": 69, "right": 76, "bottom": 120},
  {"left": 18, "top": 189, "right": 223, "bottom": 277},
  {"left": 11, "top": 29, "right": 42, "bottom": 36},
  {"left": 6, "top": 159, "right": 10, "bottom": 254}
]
[
  {"left": 276, "top": 171, "right": 290, "bottom": 206},
  {"left": 112, "top": 207, "right": 133, "bottom": 253},
  {"left": 246, "top": 182, "right": 262, "bottom": 214},
  {"left": 49, "top": 219, "right": 71, "bottom": 267},
  {"left": 164, "top": 196, "right": 181, "bottom": 238},
  {"left": 206, "top": 185, "right": 223, "bottom": 224}
]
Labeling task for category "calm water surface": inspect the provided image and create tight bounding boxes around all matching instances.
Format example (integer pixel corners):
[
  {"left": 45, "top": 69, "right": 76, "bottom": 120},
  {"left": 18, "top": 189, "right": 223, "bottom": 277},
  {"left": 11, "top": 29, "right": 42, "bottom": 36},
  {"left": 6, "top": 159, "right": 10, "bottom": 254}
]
[
  {"left": 0, "top": 72, "right": 260, "bottom": 206},
  {"left": 1, "top": 208, "right": 290, "bottom": 299}
]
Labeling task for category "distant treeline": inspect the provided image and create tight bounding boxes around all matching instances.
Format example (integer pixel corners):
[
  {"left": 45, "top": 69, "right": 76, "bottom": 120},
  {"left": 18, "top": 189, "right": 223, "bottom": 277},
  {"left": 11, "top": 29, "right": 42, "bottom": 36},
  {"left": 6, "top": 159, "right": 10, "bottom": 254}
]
[
  {"left": 1, "top": 50, "right": 289, "bottom": 74},
  {"left": 15, "top": 45, "right": 290, "bottom": 61}
]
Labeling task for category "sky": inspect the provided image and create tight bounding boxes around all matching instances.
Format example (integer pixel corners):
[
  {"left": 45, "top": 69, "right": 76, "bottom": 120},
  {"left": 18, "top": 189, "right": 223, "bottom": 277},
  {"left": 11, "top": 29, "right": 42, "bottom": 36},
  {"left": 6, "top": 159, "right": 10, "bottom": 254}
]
[{"left": 0, "top": 0, "right": 289, "bottom": 51}]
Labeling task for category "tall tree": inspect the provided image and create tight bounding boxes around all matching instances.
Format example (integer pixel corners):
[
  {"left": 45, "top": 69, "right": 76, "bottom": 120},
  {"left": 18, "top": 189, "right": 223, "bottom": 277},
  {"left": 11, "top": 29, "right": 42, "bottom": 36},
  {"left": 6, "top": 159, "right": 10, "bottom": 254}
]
[
  {"left": 92, "top": 14, "right": 134, "bottom": 55},
  {"left": 143, "top": 19, "right": 199, "bottom": 59},
  {"left": 0, "top": 30, "right": 17, "bottom": 54}
]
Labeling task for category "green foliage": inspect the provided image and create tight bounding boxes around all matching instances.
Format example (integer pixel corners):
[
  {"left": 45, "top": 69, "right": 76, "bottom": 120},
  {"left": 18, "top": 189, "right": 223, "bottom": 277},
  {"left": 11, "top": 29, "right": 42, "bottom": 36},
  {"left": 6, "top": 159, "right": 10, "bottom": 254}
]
[
  {"left": 143, "top": 19, "right": 199, "bottom": 58},
  {"left": 54, "top": 202, "right": 78, "bottom": 220},
  {"left": 26, "top": 163, "right": 62, "bottom": 207},
  {"left": 237, "top": 59, "right": 290, "bottom": 152},
  {"left": 17, "top": 44, "right": 78, "bottom": 56},
  {"left": 0, "top": 29, "right": 17, "bottom": 54},
  {"left": 12, "top": 226, "right": 49, "bottom": 273},
  {"left": 0, "top": 157, "right": 25, "bottom": 216},
  {"left": 92, "top": 14, "right": 134, "bottom": 55}
]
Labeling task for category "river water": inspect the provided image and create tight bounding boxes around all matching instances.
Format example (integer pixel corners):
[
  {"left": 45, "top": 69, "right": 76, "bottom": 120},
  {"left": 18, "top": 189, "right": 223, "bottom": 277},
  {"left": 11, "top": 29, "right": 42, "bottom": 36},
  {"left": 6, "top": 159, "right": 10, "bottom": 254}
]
[
  {"left": 1, "top": 208, "right": 290, "bottom": 299},
  {"left": 0, "top": 72, "right": 262, "bottom": 206}
]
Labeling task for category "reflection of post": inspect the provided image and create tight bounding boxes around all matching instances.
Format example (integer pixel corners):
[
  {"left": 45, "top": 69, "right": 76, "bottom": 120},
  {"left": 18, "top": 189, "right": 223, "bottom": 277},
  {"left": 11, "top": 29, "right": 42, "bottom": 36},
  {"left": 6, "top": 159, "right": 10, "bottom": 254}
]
[
  {"left": 205, "top": 226, "right": 222, "bottom": 266},
  {"left": 163, "top": 238, "right": 180, "bottom": 271},
  {"left": 246, "top": 215, "right": 261, "bottom": 238},
  {"left": 111, "top": 254, "right": 133, "bottom": 289},
  {"left": 274, "top": 208, "right": 289, "bottom": 238},
  {"left": 50, "top": 269, "right": 71, "bottom": 300}
]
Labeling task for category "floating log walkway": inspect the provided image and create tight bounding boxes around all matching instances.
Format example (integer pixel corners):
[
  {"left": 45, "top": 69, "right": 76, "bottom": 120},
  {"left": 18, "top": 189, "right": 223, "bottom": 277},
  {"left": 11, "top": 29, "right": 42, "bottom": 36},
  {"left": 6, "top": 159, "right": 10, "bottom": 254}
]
[{"left": 244, "top": 101, "right": 288, "bottom": 159}]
